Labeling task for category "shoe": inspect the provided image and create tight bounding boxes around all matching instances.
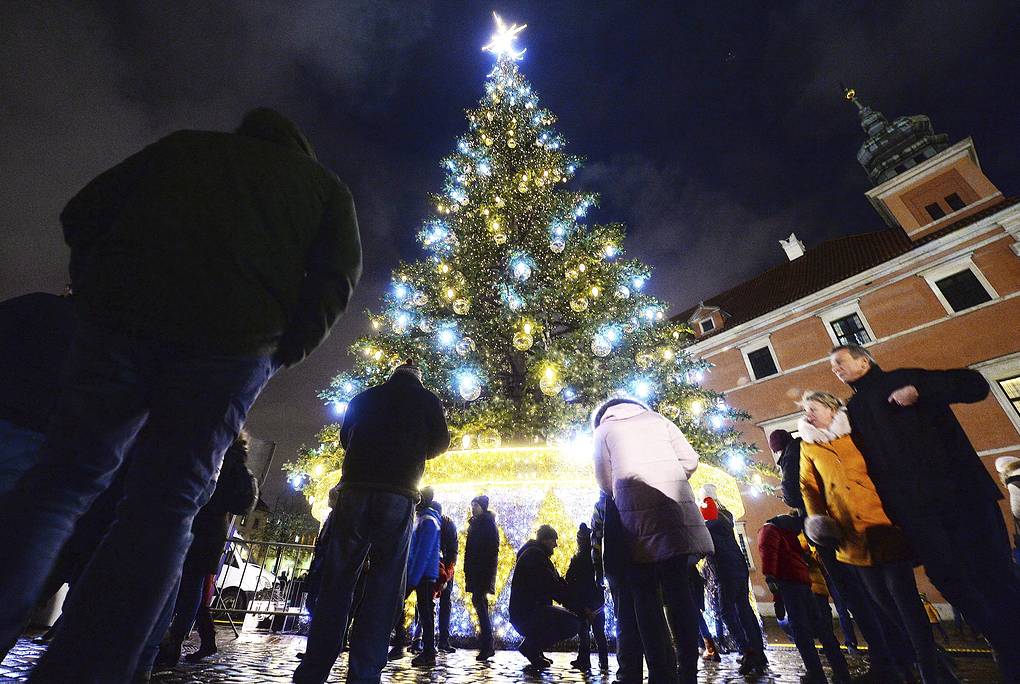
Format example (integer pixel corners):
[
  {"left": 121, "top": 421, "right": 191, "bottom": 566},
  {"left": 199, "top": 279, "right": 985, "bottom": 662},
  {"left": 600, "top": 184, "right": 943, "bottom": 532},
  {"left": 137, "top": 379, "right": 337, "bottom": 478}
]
[
  {"left": 410, "top": 639, "right": 423, "bottom": 654},
  {"left": 411, "top": 651, "right": 436, "bottom": 667},
  {"left": 296, "top": 652, "right": 305, "bottom": 660},
  {"left": 738, "top": 649, "right": 768, "bottom": 676},
  {"left": 800, "top": 673, "right": 827, "bottom": 684},
  {"left": 702, "top": 636, "right": 720, "bottom": 662},
  {"left": 438, "top": 643, "right": 456, "bottom": 653},
  {"left": 517, "top": 642, "right": 547, "bottom": 669},
  {"left": 387, "top": 645, "right": 406, "bottom": 661},
  {"left": 183, "top": 645, "right": 218, "bottom": 663},
  {"left": 476, "top": 647, "right": 496, "bottom": 661},
  {"left": 569, "top": 658, "right": 591, "bottom": 672}
]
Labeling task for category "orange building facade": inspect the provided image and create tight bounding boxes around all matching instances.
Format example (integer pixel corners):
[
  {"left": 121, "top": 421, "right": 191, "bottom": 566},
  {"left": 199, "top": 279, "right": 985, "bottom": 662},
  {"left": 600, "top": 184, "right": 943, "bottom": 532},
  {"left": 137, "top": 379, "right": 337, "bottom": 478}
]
[{"left": 679, "top": 95, "right": 1020, "bottom": 612}]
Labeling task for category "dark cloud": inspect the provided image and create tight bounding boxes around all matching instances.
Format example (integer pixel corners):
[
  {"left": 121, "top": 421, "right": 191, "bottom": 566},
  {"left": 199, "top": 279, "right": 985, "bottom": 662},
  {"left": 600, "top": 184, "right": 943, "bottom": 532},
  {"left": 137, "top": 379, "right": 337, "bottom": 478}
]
[{"left": 2, "top": 0, "right": 1018, "bottom": 502}]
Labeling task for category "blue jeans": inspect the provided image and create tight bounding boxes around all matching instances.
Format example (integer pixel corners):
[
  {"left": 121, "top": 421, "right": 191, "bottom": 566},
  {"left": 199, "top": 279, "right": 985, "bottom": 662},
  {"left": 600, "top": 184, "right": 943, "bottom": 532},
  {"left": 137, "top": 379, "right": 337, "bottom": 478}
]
[
  {"left": 777, "top": 580, "right": 850, "bottom": 681},
  {"left": 294, "top": 488, "right": 415, "bottom": 684},
  {"left": 0, "top": 418, "right": 45, "bottom": 496},
  {"left": 0, "top": 323, "right": 274, "bottom": 682}
]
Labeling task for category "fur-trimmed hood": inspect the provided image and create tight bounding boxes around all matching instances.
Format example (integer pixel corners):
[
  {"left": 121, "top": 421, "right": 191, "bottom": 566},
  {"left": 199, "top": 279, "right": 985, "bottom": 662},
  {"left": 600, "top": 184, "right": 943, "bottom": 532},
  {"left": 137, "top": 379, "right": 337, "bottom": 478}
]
[{"left": 798, "top": 409, "right": 852, "bottom": 445}]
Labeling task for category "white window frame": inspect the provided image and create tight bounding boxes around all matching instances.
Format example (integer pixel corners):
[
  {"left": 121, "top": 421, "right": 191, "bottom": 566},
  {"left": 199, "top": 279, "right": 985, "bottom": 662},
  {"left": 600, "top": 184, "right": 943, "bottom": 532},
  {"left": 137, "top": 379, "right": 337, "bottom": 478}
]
[
  {"left": 920, "top": 254, "right": 998, "bottom": 315},
  {"left": 818, "top": 300, "right": 877, "bottom": 348},
  {"left": 699, "top": 317, "right": 716, "bottom": 334},
  {"left": 973, "top": 352, "right": 1020, "bottom": 436},
  {"left": 757, "top": 412, "right": 802, "bottom": 464},
  {"left": 740, "top": 336, "right": 782, "bottom": 381}
]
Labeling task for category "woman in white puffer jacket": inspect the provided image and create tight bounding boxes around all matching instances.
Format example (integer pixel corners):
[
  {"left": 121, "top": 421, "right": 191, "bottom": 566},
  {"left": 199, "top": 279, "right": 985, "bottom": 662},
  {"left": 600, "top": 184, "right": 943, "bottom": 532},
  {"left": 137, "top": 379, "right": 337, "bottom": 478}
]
[{"left": 592, "top": 397, "right": 714, "bottom": 684}]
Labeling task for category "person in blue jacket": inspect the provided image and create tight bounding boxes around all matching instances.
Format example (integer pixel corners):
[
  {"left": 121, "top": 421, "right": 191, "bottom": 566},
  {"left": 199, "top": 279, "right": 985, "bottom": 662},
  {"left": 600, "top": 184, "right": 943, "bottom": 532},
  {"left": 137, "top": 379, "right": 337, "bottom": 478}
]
[{"left": 389, "top": 487, "right": 442, "bottom": 666}]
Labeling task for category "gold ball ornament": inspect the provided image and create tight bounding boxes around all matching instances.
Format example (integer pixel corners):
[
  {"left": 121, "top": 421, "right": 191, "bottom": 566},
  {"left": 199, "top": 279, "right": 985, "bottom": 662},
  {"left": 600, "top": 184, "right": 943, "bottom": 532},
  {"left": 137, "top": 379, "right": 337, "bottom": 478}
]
[
  {"left": 411, "top": 291, "right": 428, "bottom": 307},
  {"left": 512, "top": 331, "right": 534, "bottom": 351},
  {"left": 549, "top": 239, "right": 565, "bottom": 253},
  {"left": 635, "top": 350, "right": 655, "bottom": 368},
  {"left": 539, "top": 373, "right": 563, "bottom": 396},
  {"left": 453, "top": 298, "right": 471, "bottom": 315},
  {"left": 569, "top": 297, "right": 589, "bottom": 312},
  {"left": 493, "top": 232, "right": 508, "bottom": 245}
]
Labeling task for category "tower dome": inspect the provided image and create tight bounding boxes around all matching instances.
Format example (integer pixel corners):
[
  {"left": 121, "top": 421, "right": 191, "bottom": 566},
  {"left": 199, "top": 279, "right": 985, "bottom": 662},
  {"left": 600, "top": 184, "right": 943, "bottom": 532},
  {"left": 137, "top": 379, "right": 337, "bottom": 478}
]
[{"left": 844, "top": 87, "right": 949, "bottom": 186}]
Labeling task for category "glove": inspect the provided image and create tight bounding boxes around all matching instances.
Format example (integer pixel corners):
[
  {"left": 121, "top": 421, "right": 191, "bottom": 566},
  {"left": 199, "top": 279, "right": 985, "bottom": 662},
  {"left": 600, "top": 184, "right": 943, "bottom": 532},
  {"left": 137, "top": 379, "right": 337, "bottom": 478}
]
[{"left": 774, "top": 596, "right": 786, "bottom": 622}]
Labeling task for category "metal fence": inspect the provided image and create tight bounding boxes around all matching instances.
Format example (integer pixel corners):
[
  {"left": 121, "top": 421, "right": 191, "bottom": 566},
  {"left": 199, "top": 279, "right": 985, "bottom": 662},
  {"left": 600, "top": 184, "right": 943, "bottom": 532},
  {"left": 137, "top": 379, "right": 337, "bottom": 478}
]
[{"left": 210, "top": 536, "right": 315, "bottom": 635}]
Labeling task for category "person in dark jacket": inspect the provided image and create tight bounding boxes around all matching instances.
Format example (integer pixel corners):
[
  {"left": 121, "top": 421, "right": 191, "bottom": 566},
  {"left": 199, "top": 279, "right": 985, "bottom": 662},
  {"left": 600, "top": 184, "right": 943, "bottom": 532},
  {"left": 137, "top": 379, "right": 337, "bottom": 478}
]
[
  {"left": 146, "top": 436, "right": 258, "bottom": 673},
  {"left": 565, "top": 523, "right": 609, "bottom": 671},
  {"left": 759, "top": 514, "right": 852, "bottom": 684},
  {"left": 0, "top": 291, "right": 77, "bottom": 496},
  {"left": 389, "top": 487, "right": 442, "bottom": 667},
  {"left": 509, "top": 525, "right": 588, "bottom": 671},
  {"left": 701, "top": 492, "right": 767, "bottom": 676},
  {"left": 295, "top": 361, "right": 449, "bottom": 684},
  {"left": 464, "top": 494, "right": 499, "bottom": 661},
  {"left": 831, "top": 344, "right": 1020, "bottom": 681},
  {"left": 0, "top": 108, "right": 361, "bottom": 682},
  {"left": 436, "top": 506, "right": 458, "bottom": 653}
]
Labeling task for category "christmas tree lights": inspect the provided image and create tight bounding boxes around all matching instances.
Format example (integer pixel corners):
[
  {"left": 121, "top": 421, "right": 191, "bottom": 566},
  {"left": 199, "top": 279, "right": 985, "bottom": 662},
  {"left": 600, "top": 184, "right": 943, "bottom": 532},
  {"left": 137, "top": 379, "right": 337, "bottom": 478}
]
[{"left": 286, "top": 11, "right": 778, "bottom": 643}]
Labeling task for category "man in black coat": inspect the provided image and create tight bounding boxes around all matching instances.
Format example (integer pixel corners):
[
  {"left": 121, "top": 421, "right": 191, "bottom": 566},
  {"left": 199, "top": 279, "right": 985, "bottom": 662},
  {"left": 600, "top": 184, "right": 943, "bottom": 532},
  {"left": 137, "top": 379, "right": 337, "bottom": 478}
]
[
  {"left": 832, "top": 344, "right": 1020, "bottom": 681},
  {"left": 295, "top": 361, "right": 450, "bottom": 684},
  {"left": 509, "top": 525, "right": 588, "bottom": 671},
  {"left": 464, "top": 494, "right": 499, "bottom": 660},
  {"left": 0, "top": 108, "right": 361, "bottom": 683}
]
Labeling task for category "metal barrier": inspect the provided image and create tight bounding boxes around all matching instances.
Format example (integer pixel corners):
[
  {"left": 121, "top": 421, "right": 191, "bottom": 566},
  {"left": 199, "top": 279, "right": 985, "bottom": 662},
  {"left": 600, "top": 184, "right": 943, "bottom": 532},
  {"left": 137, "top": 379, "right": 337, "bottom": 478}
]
[{"left": 210, "top": 536, "right": 315, "bottom": 635}]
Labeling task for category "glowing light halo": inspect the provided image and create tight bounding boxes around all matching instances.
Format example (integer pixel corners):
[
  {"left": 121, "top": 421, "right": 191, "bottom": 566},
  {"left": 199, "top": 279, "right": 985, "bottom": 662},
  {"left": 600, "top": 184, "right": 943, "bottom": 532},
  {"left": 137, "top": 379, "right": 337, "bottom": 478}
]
[{"left": 482, "top": 12, "right": 527, "bottom": 60}]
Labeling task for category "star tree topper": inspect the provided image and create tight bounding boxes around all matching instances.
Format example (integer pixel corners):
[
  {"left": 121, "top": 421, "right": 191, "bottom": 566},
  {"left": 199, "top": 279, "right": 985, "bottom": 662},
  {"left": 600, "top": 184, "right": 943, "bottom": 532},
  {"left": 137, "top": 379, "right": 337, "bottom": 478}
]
[{"left": 482, "top": 12, "right": 527, "bottom": 60}]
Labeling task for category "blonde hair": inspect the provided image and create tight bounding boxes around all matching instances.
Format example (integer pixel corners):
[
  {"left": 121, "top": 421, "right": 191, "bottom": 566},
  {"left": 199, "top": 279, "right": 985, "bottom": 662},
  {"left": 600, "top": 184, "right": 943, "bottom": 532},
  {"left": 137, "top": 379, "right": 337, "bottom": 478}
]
[{"left": 799, "top": 390, "right": 844, "bottom": 412}]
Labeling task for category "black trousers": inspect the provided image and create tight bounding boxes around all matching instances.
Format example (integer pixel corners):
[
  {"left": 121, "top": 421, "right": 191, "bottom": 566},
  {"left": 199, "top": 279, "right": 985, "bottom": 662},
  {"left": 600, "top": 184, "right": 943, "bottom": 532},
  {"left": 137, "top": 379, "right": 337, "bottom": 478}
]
[
  {"left": 437, "top": 580, "right": 453, "bottom": 646},
  {"left": 393, "top": 579, "right": 436, "bottom": 655},
  {"left": 470, "top": 591, "right": 492, "bottom": 650}
]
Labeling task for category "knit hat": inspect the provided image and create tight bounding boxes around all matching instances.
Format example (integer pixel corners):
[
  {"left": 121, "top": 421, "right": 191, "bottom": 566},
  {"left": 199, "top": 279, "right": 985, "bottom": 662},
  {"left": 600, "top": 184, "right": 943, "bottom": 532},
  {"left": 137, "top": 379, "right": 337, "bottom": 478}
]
[
  {"left": 390, "top": 358, "right": 422, "bottom": 381},
  {"left": 804, "top": 515, "right": 843, "bottom": 548},
  {"left": 536, "top": 524, "right": 558, "bottom": 541},
  {"left": 768, "top": 429, "right": 793, "bottom": 453},
  {"left": 472, "top": 494, "right": 490, "bottom": 511}
]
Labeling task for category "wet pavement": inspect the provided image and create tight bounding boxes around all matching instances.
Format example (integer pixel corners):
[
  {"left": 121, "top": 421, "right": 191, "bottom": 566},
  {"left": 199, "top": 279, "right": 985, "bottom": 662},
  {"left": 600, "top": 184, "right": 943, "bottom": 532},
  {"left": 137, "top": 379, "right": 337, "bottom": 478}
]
[{"left": 0, "top": 627, "right": 1002, "bottom": 683}]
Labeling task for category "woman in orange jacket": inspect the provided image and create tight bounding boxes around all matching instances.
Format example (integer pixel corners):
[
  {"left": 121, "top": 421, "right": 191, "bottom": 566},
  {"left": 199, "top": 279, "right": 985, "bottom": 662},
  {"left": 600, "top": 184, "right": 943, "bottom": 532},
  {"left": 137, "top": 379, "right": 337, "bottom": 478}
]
[{"left": 799, "top": 391, "right": 954, "bottom": 684}]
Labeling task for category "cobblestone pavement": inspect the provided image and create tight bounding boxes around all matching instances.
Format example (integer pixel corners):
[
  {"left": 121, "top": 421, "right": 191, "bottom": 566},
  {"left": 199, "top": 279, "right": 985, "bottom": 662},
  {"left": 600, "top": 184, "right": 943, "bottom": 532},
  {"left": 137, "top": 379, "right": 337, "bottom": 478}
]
[{"left": 1, "top": 629, "right": 1003, "bottom": 683}]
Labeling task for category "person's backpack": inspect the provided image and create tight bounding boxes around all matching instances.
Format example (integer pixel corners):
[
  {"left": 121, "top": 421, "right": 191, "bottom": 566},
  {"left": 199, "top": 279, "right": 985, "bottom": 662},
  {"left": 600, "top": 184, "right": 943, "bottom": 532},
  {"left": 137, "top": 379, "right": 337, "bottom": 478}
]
[{"left": 215, "top": 442, "right": 259, "bottom": 515}]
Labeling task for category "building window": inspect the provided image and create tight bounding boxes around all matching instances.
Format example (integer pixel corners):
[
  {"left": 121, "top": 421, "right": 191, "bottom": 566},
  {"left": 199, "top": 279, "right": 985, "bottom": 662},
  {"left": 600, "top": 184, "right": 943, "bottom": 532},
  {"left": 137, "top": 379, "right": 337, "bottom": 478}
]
[
  {"left": 700, "top": 317, "right": 715, "bottom": 333},
  {"left": 934, "top": 270, "right": 993, "bottom": 312},
  {"left": 746, "top": 346, "right": 779, "bottom": 380},
  {"left": 925, "top": 202, "right": 946, "bottom": 221},
  {"left": 819, "top": 301, "right": 877, "bottom": 349},
  {"left": 921, "top": 256, "right": 998, "bottom": 315},
  {"left": 999, "top": 375, "right": 1020, "bottom": 420},
  {"left": 734, "top": 521, "right": 756, "bottom": 570},
  {"left": 829, "top": 312, "right": 872, "bottom": 346},
  {"left": 945, "top": 193, "right": 966, "bottom": 211}
]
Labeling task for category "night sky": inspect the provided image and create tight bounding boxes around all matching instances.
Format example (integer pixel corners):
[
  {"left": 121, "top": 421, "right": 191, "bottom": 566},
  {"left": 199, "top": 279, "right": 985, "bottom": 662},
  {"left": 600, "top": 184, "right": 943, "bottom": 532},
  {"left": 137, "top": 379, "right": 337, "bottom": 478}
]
[{"left": 3, "top": 1, "right": 1019, "bottom": 503}]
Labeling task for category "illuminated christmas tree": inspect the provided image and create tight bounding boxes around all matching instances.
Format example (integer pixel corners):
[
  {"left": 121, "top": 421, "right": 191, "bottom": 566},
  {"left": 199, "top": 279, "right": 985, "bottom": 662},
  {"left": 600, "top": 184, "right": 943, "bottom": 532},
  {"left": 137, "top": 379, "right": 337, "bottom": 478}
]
[{"left": 287, "top": 13, "right": 771, "bottom": 643}]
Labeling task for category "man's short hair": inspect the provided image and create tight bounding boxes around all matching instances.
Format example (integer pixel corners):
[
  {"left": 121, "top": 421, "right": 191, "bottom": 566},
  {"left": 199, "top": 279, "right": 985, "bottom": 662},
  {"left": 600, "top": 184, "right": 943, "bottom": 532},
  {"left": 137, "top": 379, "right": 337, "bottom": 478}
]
[
  {"left": 536, "top": 524, "right": 558, "bottom": 541},
  {"left": 830, "top": 344, "right": 876, "bottom": 365}
]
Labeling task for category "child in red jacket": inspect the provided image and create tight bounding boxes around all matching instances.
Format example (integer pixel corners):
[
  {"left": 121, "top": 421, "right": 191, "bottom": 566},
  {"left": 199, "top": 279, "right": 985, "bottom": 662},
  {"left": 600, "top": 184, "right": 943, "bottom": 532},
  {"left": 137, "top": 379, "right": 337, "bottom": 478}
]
[{"left": 758, "top": 513, "right": 851, "bottom": 684}]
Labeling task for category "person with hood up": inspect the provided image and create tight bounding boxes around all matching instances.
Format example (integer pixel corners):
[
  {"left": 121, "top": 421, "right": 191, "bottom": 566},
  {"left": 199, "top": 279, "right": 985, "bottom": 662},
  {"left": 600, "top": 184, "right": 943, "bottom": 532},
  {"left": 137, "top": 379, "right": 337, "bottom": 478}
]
[
  {"left": 830, "top": 344, "right": 1020, "bottom": 681},
  {"left": 508, "top": 525, "right": 588, "bottom": 671},
  {"left": 592, "top": 397, "right": 714, "bottom": 684},
  {"left": 759, "top": 512, "right": 852, "bottom": 684},
  {"left": 565, "top": 523, "right": 610, "bottom": 671},
  {"left": 994, "top": 456, "right": 1020, "bottom": 567},
  {"left": 799, "top": 390, "right": 950, "bottom": 684},
  {"left": 464, "top": 494, "right": 499, "bottom": 661},
  {"left": 389, "top": 487, "right": 442, "bottom": 666},
  {"left": 295, "top": 360, "right": 450, "bottom": 684},
  {"left": 0, "top": 108, "right": 361, "bottom": 682},
  {"left": 700, "top": 487, "right": 768, "bottom": 676}
]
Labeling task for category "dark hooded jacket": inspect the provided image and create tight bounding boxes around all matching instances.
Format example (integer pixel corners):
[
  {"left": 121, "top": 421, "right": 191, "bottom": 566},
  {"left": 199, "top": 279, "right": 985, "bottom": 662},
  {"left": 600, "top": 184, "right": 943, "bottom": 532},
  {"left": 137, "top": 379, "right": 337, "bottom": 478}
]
[
  {"left": 777, "top": 436, "right": 805, "bottom": 512},
  {"left": 845, "top": 365, "right": 1000, "bottom": 524},
  {"left": 338, "top": 369, "right": 450, "bottom": 499},
  {"left": 565, "top": 538, "right": 604, "bottom": 610},
  {"left": 705, "top": 507, "right": 749, "bottom": 580},
  {"left": 61, "top": 108, "right": 362, "bottom": 365},
  {"left": 508, "top": 539, "right": 574, "bottom": 627},
  {"left": 464, "top": 509, "right": 499, "bottom": 594}
]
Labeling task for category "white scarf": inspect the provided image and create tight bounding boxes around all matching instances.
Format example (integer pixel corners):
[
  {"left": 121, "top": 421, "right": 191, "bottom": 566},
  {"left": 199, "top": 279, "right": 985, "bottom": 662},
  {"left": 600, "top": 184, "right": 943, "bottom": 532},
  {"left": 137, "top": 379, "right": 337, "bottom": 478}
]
[{"left": 798, "top": 409, "right": 852, "bottom": 444}]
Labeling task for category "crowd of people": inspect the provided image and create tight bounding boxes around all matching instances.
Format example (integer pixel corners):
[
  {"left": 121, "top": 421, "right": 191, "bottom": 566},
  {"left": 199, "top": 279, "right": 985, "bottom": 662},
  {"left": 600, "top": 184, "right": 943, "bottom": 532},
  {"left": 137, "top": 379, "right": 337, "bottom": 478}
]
[{"left": 0, "top": 108, "right": 1019, "bottom": 684}]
